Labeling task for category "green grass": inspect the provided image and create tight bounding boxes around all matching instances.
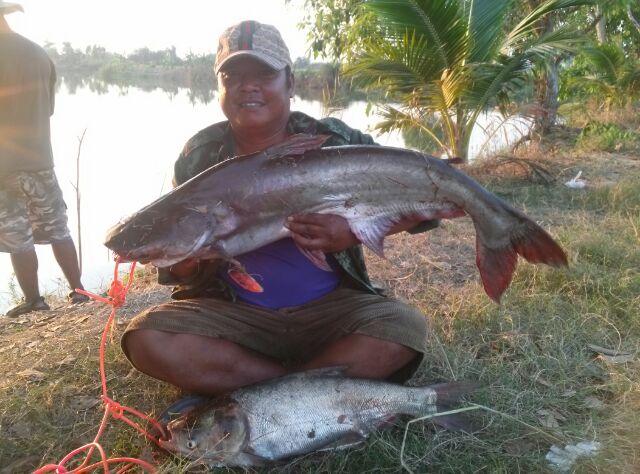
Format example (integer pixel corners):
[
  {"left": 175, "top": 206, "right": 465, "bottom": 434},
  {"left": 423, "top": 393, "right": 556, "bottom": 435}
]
[
  {"left": 576, "top": 122, "right": 640, "bottom": 153},
  {"left": 1, "top": 148, "right": 638, "bottom": 473}
]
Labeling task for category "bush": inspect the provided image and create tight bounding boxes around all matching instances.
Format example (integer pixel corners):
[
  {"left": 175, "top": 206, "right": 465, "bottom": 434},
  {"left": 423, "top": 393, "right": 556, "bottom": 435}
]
[{"left": 576, "top": 121, "right": 640, "bottom": 152}]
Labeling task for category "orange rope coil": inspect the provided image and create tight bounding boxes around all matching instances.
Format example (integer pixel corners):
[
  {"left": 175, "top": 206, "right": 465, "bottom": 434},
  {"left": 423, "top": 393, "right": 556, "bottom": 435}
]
[{"left": 34, "top": 259, "right": 165, "bottom": 474}]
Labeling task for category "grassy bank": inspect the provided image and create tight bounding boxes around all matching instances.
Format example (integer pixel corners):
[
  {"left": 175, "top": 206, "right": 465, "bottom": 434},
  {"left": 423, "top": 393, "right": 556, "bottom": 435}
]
[{"left": 0, "top": 128, "right": 638, "bottom": 473}]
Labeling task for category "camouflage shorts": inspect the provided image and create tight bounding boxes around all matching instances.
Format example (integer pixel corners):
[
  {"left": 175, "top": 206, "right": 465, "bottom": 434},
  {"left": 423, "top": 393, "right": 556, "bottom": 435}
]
[{"left": 0, "top": 170, "right": 72, "bottom": 253}]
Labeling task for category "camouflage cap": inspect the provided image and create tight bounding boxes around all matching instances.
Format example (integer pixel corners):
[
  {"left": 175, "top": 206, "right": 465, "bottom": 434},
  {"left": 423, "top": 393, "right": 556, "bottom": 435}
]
[
  {"left": 0, "top": 1, "right": 23, "bottom": 14},
  {"left": 214, "top": 20, "right": 292, "bottom": 74}
]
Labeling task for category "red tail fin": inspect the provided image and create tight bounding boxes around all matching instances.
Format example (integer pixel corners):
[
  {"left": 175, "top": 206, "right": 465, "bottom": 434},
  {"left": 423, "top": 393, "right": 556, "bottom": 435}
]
[
  {"left": 476, "top": 241, "right": 518, "bottom": 303},
  {"left": 512, "top": 222, "right": 568, "bottom": 267},
  {"left": 476, "top": 221, "right": 567, "bottom": 303}
]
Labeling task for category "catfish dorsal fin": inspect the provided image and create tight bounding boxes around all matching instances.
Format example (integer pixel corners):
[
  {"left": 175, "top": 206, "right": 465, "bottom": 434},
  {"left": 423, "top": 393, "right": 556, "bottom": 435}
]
[{"left": 264, "top": 133, "right": 330, "bottom": 159}]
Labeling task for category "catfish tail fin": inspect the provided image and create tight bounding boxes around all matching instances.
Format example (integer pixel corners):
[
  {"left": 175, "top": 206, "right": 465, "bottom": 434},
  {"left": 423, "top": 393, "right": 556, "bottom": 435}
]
[
  {"left": 476, "top": 239, "right": 518, "bottom": 304},
  {"left": 431, "top": 381, "right": 479, "bottom": 406},
  {"left": 512, "top": 220, "right": 568, "bottom": 267},
  {"left": 476, "top": 214, "right": 568, "bottom": 303},
  {"left": 429, "top": 381, "right": 479, "bottom": 432}
]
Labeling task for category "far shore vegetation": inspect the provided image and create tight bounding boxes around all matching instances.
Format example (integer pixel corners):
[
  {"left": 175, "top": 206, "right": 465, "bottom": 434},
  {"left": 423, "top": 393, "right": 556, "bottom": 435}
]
[{"left": 45, "top": 42, "right": 353, "bottom": 105}]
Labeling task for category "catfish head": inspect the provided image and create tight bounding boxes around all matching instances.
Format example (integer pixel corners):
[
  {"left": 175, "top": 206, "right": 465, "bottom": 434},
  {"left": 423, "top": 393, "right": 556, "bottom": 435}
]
[
  {"left": 104, "top": 204, "right": 213, "bottom": 268},
  {"left": 158, "top": 398, "right": 249, "bottom": 462}
]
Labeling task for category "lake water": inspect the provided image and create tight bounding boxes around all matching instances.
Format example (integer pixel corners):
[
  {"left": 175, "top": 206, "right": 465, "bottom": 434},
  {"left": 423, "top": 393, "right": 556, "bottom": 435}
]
[{"left": 0, "top": 81, "right": 531, "bottom": 312}]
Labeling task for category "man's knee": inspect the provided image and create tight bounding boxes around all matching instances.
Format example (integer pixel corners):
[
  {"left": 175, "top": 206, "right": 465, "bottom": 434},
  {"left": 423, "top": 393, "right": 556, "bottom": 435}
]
[{"left": 122, "top": 329, "right": 170, "bottom": 372}]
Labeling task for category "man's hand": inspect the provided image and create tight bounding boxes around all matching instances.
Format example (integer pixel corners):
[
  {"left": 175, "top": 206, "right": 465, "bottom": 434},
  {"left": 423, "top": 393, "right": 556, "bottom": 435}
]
[
  {"left": 287, "top": 213, "right": 431, "bottom": 254},
  {"left": 286, "top": 213, "right": 359, "bottom": 253}
]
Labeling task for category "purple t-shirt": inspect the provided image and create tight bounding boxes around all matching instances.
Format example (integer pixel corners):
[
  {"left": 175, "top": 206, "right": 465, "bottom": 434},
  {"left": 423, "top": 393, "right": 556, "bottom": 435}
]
[{"left": 223, "top": 238, "right": 341, "bottom": 309}]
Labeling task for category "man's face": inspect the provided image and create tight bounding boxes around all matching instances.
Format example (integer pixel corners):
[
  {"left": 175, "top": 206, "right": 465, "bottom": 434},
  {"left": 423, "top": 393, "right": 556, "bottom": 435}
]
[{"left": 218, "top": 57, "right": 293, "bottom": 136}]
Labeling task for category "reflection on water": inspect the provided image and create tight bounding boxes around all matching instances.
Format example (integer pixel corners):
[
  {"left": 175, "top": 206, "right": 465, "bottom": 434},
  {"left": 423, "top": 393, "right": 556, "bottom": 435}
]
[
  {"left": 57, "top": 72, "right": 351, "bottom": 107},
  {"left": 0, "top": 80, "right": 531, "bottom": 312},
  {"left": 59, "top": 73, "right": 217, "bottom": 105}
]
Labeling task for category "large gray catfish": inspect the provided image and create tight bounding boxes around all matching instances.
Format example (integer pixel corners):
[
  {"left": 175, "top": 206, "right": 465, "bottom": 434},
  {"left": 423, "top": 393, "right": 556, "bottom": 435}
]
[
  {"left": 157, "top": 368, "right": 474, "bottom": 466},
  {"left": 104, "top": 134, "right": 567, "bottom": 302}
]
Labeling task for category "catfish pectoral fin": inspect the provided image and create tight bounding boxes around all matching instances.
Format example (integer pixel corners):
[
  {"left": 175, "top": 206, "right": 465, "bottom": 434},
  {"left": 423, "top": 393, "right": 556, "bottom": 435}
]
[
  {"left": 350, "top": 215, "right": 401, "bottom": 258},
  {"left": 296, "top": 245, "right": 332, "bottom": 271}
]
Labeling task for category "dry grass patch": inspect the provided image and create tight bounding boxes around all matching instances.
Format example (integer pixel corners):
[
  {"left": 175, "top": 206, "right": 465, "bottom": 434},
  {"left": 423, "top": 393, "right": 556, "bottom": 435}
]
[{"left": 1, "top": 136, "right": 639, "bottom": 472}]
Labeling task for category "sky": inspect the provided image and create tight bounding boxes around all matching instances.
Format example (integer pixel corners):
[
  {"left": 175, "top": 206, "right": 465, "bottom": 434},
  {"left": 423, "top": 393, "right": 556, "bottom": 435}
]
[{"left": 6, "top": 0, "right": 311, "bottom": 60}]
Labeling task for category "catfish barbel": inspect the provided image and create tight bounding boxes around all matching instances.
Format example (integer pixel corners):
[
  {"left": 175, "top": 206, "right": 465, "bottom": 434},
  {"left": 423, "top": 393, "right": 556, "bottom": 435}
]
[{"left": 104, "top": 134, "right": 567, "bottom": 302}]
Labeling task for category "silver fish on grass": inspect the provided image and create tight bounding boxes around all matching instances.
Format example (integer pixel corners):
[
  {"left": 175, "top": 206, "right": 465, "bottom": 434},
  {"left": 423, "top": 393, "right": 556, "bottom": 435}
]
[
  {"left": 157, "top": 368, "right": 475, "bottom": 466},
  {"left": 104, "top": 134, "right": 567, "bottom": 302}
]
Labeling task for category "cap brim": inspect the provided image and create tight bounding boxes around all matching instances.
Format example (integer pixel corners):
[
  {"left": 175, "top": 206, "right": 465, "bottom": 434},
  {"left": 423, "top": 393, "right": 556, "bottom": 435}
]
[{"left": 215, "top": 51, "right": 288, "bottom": 74}]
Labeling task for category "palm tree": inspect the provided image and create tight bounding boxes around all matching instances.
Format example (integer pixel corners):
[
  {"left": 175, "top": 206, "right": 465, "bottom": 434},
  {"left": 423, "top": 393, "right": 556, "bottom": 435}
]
[
  {"left": 566, "top": 43, "right": 640, "bottom": 109},
  {"left": 344, "top": 0, "right": 593, "bottom": 160}
]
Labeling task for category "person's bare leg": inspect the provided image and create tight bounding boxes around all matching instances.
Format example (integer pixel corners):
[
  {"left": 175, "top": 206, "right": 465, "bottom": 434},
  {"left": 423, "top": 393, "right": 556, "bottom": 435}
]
[
  {"left": 51, "top": 238, "right": 84, "bottom": 291},
  {"left": 125, "top": 329, "right": 288, "bottom": 395},
  {"left": 10, "top": 248, "right": 40, "bottom": 301},
  {"left": 300, "top": 334, "right": 417, "bottom": 379}
]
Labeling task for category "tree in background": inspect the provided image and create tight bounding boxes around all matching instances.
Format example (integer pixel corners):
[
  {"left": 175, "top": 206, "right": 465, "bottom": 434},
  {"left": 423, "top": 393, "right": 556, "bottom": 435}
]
[
  {"left": 289, "top": 0, "right": 380, "bottom": 94},
  {"left": 562, "top": 43, "right": 640, "bottom": 109},
  {"left": 555, "top": 0, "right": 640, "bottom": 113},
  {"left": 292, "top": 0, "right": 375, "bottom": 62},
  {"left": 304, "top": 0, "right": 593, "bottom": 160},
  {"left": 590, "top": 0, "right": 640, "bottom": 48}
]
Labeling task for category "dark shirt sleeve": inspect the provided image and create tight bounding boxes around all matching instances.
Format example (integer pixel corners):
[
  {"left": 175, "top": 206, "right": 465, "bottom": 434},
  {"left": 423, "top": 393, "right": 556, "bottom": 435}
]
[
  {"left": 159, "top": 125, "right": 231, "bottom": 287},
  {"left": 172, "top": 151, "right": 188, "bottom": 188}
]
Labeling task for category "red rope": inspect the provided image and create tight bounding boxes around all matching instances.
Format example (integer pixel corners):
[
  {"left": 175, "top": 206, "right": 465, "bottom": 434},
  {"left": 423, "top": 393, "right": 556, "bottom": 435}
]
[{"left": 34, "top": 259, "right": 166, "bottom": 474}]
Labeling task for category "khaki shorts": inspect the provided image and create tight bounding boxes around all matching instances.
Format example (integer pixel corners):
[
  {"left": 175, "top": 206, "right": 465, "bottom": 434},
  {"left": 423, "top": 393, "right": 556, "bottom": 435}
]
[
  {"left": 122, "top": 287, "right": 429, "bottom": 382},
  {"left": 0, "top": 170, "right": 71, "bottom": 253}
]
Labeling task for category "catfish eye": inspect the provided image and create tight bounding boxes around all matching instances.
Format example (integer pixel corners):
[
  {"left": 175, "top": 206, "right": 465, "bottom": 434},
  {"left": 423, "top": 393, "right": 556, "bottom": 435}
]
[{"left": 186, "top": 439, "right": 197, "bottom": 450}]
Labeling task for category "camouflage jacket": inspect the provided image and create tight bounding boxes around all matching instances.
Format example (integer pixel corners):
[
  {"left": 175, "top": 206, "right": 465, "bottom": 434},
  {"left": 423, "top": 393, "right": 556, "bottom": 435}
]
[{"left": 162, "top": 111, "right": 439, "bottom": 300}]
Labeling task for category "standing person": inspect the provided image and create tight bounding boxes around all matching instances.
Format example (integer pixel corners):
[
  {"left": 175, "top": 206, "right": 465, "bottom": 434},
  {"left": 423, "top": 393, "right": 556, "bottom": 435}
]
[
  {"left": 121, "top": 21, "right": 439, "bottom": 412},
  {"left": 0, "top": 2, "right": 89, "bottom": 317}
]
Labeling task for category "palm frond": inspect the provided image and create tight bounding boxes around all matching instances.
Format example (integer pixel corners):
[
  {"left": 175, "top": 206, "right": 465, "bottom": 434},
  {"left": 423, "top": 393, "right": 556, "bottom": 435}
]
[
  {"left": 375, "top": 104, "right": 449, "bottom": 152},
  {"left": 363, "top": 0, "right": 469, "bottom": 71},
  {"left": 621, "top": 67, "right": 640, "bottom": 94},
  {"left": 346, "top": 30, "right": 458, "bottom": 92},
  {"left": 580, "top": 45, "right": 625, "bottom": 84},
  {"left": 439, "top": 66, "right": 469, "bottom": 109},
  {"left": 504, "top": 0, "right": 594, "bottom": 50},
  {"left": 522, "top": 26, "right": 591, "bottom": 57},
  {"left": 466, "top": 0, "right": 513, "bottom": 63},
  {"left": 464, "top": 55, "right": 532, "bottom": 123}
]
